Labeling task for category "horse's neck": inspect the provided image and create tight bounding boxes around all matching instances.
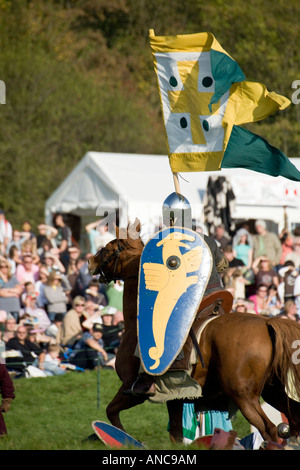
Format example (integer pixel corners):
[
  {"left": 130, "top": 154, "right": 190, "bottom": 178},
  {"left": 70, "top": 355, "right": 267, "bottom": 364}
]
[
  {"left": 121, "top": 251, "right": 141, "bottom": 330},
  {"left": 122, "top": 277, "right": 138, "bottom": 331}
]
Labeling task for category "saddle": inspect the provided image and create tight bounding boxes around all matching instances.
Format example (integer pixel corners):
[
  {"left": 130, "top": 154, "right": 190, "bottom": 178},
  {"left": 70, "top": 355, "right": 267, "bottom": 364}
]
[{"left": 169, "top": 289, "right": 233, "bottom": 371}]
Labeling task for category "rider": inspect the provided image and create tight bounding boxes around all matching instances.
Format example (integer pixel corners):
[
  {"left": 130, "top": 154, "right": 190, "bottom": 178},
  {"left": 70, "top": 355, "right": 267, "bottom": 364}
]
[{"left": 124, "top": 230, "right": 230, "bottom": 398}]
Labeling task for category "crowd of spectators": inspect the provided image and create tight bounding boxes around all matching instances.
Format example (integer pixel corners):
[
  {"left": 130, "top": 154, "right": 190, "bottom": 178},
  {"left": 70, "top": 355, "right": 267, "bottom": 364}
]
[
  {"left": 0, "top": 210, "right": 123, "bottom": 378},
  {"left": 1, "top": 207, "right": 300, "bottom": 380},
  {"left": 215, "top": 220, "right": 300, "bottom": 321}
]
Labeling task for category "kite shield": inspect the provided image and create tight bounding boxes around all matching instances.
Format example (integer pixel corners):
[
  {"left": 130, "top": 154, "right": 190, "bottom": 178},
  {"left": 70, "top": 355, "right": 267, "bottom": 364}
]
[{"left": 137, "top": 226, "right": 212, "bottom": 376}]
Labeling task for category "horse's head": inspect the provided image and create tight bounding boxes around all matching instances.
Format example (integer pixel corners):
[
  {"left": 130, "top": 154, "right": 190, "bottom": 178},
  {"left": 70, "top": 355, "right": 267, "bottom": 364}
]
[{"left": 88, "top": 220, "right": 144, "bottom": 284}]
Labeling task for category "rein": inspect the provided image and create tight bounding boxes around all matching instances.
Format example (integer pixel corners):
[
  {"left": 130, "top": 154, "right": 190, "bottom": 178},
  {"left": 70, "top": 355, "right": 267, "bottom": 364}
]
[
  {"left": 98, "top": 242, "right": 138, "bottom": 284},
  {"left": 98, "top": 242, "right": 124, "bottom": 283}
]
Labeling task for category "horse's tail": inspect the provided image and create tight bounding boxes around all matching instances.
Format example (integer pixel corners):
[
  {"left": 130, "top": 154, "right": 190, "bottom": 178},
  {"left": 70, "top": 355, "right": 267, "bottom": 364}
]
[{"left": 266, "top": 317, "right": 300, "bottom": 399}]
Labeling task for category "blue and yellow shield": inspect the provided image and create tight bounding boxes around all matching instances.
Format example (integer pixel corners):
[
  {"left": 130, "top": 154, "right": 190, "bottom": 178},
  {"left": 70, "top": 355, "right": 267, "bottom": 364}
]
[{"left": 137, "top": 226, "right": 212, "bottom": 375}]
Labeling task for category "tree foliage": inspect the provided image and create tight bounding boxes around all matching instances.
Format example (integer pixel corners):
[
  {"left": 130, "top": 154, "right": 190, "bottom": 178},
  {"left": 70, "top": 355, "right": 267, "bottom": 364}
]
[{"left": 0, "top": 0, "right": 299, "bottom": 227}]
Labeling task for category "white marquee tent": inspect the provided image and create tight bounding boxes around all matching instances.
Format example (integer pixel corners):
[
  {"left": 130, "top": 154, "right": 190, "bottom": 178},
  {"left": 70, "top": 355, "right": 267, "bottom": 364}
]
[{"left": 45, "top": 152, "right": 300, "bottom": 241}]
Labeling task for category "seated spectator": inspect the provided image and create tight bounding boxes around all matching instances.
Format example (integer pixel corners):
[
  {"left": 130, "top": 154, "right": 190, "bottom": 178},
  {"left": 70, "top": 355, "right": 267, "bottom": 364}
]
[
  {"left": 40, "top": 344, "right": 66, "bottom": 376},
  {"left": 279, "top": 300, "right": 298, "bottom": 321},
  {"left": 43, "top": 271, "right": 68, "bottom": 322},
  {"left": 56, "top": 296, "right": 86, "bottom": 347},
  {"left": 19, "top": 293, "right": 51, "bottom": 331},
  {"left": 265, "top": 284, "right": 282, "bottom": 316},
  {"left": 233, "top": 298, "right": 248, "bottom": 313},
  {"left": 45, "top": 313, "right": 64, "bottom": 343},
  {"left": 279, "top": 230, "right": 294, "bottom": 266},
  {"left": 5, "top": 325, "right": 45, "bottom": 376},
  {"left": 26, "top": 327, "right": 54, "bottom": 349},
  {"left": 100, "top": 306, "right": 121, "bottom": 354},
  {"left": 1, "top": 315, "right": 17, "bottom": 343},
  {"left": 15, "top": 253, "right": 40, "bottom": 286},
  {"left": 69, "top": 323, "right": 115, "bottom": 370},
  {"left": 85, "top": 279, "right": 107, "bottom": 307},
  {"left": 248, "top": 284, "right": 269, "bottom": 315},
  {"left": 0, "top": 257, "right": 23, "bottom": 322},
  {"left": 20, "top": 281, "right": 37, "bottom": 307}
]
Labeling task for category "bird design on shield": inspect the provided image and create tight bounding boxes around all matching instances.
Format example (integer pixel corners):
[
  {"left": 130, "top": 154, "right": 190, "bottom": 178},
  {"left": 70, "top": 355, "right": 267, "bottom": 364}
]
[{"left": 138, "top": 227, "right": 212, "bottom": 375}]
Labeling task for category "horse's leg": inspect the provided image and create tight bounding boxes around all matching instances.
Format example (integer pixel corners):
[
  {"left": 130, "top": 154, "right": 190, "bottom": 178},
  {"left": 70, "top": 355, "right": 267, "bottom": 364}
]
[
  {"left": 106, "top": 384, "right": 146, "bottom": 431},
  {"left": 234, "top": 396, "right": 278, "bottom": 442},
  {"left": 262, "top": 383, "right": 300, "bottom": 438},
  {"left": 167, "top": 399, "right": 184, "bottom": 443}
]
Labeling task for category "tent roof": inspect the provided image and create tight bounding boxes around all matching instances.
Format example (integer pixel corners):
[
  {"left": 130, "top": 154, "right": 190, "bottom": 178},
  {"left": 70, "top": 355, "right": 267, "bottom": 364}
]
[
  {"left": 45, "top": 152, "right": 300, "bottom": 231},
  {"left": 45, "top": 152, "right": 208, "bottom": 220}
]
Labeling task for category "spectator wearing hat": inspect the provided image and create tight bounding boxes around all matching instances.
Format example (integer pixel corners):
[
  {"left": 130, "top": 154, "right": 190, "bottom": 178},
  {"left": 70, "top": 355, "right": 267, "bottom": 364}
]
[
  {"left": 101, "top": 306, "right": 121, "bottom": 354},
  {"left": 69, "top": 323, "right": 115, "bottom": 370},
  {"left": 252, "top": 220, "right": 282, "bottom": 267}
]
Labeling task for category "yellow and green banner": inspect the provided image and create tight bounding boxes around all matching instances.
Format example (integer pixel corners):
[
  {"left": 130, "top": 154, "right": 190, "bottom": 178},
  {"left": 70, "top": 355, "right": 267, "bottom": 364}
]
[{"left": 149, "top": 30, "right": 300, "bottom": 181}]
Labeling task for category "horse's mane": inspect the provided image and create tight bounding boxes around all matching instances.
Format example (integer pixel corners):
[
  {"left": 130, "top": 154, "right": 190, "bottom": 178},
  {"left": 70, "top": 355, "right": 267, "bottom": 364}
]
[{"left": 116, "top": 222, "right": 144, "bottom": 255}]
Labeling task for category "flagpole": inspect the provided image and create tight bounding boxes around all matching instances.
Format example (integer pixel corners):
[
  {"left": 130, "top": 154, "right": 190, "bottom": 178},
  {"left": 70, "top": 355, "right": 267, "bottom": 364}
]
[{"left": 173, "top": 172, "right": 181, "bottom": 194}]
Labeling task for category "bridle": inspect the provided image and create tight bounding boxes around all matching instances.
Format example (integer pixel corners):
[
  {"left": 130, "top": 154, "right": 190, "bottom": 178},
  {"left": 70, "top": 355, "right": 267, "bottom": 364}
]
[{"left": 97, "top": 242, "right": 125, "bottom": 284}]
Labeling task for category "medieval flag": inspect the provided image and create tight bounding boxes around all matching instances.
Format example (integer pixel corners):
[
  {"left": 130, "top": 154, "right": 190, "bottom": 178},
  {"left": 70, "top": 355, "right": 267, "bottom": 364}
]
[{"left": 149, "top": 30, "right": 300, "bottom": 181}]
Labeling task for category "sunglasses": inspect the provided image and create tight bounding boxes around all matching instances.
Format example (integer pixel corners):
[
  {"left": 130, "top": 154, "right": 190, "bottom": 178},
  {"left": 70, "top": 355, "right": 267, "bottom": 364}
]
[
  {"left": 75, "top": 304, "right": 85, "bottom": 307},
  {"left": 0, "top": 265, "right": 8, "bottom": 268}
]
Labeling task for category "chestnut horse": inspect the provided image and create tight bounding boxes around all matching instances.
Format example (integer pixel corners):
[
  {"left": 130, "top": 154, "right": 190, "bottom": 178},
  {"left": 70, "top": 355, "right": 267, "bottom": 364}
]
[{"left": 89, "top": 223, "right": 300, "bottom": 443}]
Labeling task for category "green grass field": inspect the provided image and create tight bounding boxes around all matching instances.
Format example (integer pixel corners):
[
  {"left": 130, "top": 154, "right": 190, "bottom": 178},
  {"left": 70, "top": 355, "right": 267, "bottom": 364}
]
[{"left": 0, "top": 369, "right": 250, "bottom": 450}]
